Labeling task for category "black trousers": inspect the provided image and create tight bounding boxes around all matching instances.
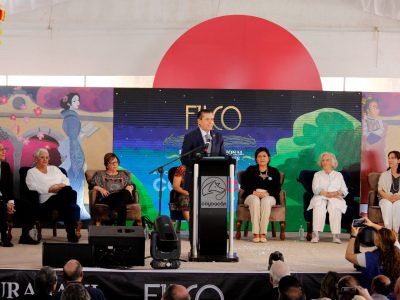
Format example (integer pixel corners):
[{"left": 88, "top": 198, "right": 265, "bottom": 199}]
[
  {"left": 97, "top": 190, "right": 133, "bottom": 226},
  {"left": 0, "top": 199, "right": 9, "bottom": 240},
  {"left": 41, "top": 186, "right": 79, "bottom": 236}
]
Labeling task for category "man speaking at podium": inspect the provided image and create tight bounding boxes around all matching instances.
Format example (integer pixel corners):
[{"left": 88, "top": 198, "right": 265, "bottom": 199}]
[
  {"left": 181, "top": 109, "right": 226, "bottom": 250},
  {"left": 181, "top": 108, "right": 226, "bottom": 166}
]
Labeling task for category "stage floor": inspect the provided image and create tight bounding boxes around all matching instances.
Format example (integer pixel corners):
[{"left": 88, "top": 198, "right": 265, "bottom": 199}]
[{"left": 0, "top": 228, "right": 365, "bottom": 273}]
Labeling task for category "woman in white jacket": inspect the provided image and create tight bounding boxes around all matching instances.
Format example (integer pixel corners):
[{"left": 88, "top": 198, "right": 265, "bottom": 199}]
[
  {"left": 307, "top": 152, "right": 348, "bottom": 244},
  {"left": 378, "top": 150, "right": 400, "bottom": 233}
]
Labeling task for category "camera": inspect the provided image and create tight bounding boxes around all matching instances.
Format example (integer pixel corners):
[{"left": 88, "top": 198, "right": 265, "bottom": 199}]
[{"left": 352, "top": 218, "right": 366, "bottom": 228}]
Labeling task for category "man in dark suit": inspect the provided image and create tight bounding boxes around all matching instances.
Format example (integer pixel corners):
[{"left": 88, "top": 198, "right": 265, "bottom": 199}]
[
  {"left": 0, "top": 143, "right": 16, "bottom": 247},
  {"left": 181, "top": 109, "right": 226, "bottom": 251},
  {"left": 181, "top": 109, "right": 225, "bottom": 168}
]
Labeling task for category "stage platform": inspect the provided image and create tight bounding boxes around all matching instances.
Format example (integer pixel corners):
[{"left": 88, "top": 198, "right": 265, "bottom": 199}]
[{"left": 0, "top": 228, "right": 363, "bottom": 299}]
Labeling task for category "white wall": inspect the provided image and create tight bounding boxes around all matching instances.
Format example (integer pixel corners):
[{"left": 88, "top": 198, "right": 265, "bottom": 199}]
[{"left": 1, "top": 0, "right": 400, "bottom": 79}]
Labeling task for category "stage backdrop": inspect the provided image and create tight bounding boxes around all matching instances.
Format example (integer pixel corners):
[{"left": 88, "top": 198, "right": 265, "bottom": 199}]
[
  {"left": 114, "top": 88, "right": 361, "bottom": 231},
  {"left": 360, "top": 92, "right": 400, "bottom": 207}
]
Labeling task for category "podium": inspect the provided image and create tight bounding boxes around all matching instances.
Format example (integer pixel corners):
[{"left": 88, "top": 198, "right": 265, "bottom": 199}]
[{"left": 189, "top": 156, "right": 238, "bottom": 262}]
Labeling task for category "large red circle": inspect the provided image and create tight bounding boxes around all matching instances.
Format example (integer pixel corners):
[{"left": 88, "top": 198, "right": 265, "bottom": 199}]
[{"left": 154, "top": 15, "right": 322, "bottom": 90}]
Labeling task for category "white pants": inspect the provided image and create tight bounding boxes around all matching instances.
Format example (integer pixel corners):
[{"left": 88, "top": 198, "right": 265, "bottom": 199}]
[
  {"left": 312, "top": 198, "right": 342, "bottom": 234},
  {"left": 244, "top": 194, "right": 276, "bottom": 235},
  {"left": 379, "top": 199, "right": 400, "bottom": 233}
]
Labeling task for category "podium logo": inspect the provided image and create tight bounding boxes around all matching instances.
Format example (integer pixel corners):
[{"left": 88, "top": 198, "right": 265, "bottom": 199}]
[{"left": 200, "top": 176, "right": 227, "bottom": 208}]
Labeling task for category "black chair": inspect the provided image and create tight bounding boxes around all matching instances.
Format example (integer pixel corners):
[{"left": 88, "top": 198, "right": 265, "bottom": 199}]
[
  {"left": 167, "top": 167, "right": 186, "bottom": 233},
  {"left": 19, "top": 166, "right": 81, "bottom": 241},
  {"left": 298, "top": 169, "right": 358, "bottom": 241}
]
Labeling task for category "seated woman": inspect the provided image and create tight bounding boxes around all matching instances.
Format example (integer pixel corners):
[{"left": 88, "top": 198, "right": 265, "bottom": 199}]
[
  {"left": 307, "top": 152, "right": 348, "bottom": 244},
  {"left": 241, "top": 147, "right": 281, "bottom": 243},
  {"left": 171, "top": 165, "right": 190, "bottom": 223},
  {"left": 378, "top": 150, "right": 400, "bottom": 233},
  {"left": 345, "top": 217, "right": 400, "bottom": 290},
  {"left": 90, "top": 153, "right": 134, "bottom": 226},
  {"left": 25, "top": 148, "right": 80, "bottom": 243}
]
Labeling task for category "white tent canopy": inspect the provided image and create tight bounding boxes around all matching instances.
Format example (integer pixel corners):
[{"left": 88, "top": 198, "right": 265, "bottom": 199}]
[{"left": 1, "top": 0, "right": 400, "bottom": 78}]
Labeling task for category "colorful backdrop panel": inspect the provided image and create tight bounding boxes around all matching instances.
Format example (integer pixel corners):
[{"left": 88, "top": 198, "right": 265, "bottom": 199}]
[{"left": 113, "top": 88, "right": 361, "bottom": 231}]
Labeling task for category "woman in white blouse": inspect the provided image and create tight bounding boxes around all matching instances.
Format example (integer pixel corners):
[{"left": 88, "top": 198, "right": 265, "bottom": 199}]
[
  {"left": 307, "top": 152, "right": 348, "bottom": 244},
  {"left": 378, "top": 150, "right": 400, "bottom": 233}
]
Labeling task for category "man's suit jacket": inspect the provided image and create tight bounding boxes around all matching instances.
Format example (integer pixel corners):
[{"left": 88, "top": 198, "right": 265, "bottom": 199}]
[
  {"left": 0, "top": 161, "right": 13, "bottom": 201},
  {"left": 181, "top": 128, "right": 225, "bottom": 167}
]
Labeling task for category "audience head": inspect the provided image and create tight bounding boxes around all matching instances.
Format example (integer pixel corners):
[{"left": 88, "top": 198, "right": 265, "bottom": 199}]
[
  {"left": 268, "top": 250, "right": 284, "bottom": 270},
  {"left": 103, "top": 152, "right": 120, "bottom": 168},
  {"left": 371, "top": 275, "right": 391, "bottom": 296},
  {"left": 60, "top": 93, "right": 80, "bottom": 111},
  {"left": 278, "top": 275, "right": 303, "bottom": 300},
  {"left": 270, "top": 260, "right": 290, "bottom": 288},
  {"left": 318, "top": 152, "right": 338, "bottom": 170},
  {"left": 161, "top": 284, "right": 190, "bottom": 300},
  {"left": 60, "top": 282, "right": 90, "bottom": 300},
  {"left": 196, "top": 109, "right": 214, "bottom": 132},
  {"left": 319, "top": 271, "right": 339, "bottom": 300},
  {"left": 34, "top": 266, "right": 57, "bottom": 296},
  {"left": 373, "top": 228, "right": 400, "bottom": 283},
  {"left": 337, "top": 275, "right": 359, "bottom": 300},
  {"left": 63, "top": 259, "right": 83, "bottom": 282}
]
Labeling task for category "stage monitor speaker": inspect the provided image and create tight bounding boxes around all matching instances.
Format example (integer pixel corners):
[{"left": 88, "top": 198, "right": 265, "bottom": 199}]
[
  {"left": 89, "top": 225, "right": 145, "bottom": 267},
  {"left": 42, "top": 243, "right": 95, "bottom": 268}
]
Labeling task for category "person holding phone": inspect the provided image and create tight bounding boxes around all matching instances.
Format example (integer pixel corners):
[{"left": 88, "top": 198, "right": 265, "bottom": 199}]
[
  {"left": 241, "top": 147, "right": 281, "bottom": 243},
  {"left": 378, "top": 150, "right": 400, "bottom": 234},
  {"left": 307, "top": 152, "right": 348, "bottom": 244},
  {"left": 345, "top": 217, "right": 400, "bottom": 290}
]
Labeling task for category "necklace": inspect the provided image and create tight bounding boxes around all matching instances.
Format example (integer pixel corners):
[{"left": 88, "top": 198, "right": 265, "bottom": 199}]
[
  {"left": 259, "top": 169, "right": 268, "bottom": 180},
  {"left": 391, "top": 175, "right": 400, "bottom": 193}
]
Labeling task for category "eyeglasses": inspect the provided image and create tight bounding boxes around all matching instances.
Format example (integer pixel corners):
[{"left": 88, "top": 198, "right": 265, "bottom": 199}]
[{"left": 108, "top": 161, "right": 119, "bottom": 166}]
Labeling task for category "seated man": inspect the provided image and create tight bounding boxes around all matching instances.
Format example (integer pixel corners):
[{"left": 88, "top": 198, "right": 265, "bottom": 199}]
[
  {"left": 26, "top": 148, "right": 80, "bottom": 243},
  {"left": 0, "top": 143, "right": 15, "bottom": 247}
]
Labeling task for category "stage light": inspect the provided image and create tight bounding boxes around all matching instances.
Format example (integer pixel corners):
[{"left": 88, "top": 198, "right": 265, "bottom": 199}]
[{"left": 150, "top": 215, "right": 181, "bottom": 269}]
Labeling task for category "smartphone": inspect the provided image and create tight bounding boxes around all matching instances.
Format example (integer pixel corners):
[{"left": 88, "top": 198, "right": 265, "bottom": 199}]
[
  {"left": 340, "top": 287, "right": 358, "bottom": 294},
  {"left": 352, "top": 218, "right": 365, "bottom": 228}
]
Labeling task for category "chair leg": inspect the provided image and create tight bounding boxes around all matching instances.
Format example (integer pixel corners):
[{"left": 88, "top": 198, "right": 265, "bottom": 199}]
[
  {"left": 279, "top": 221, "right": 286, "bottom": 240},
  {"left": 235, "top": 220, "right": 242, "bottom": 240},
  {"left": 176, "top": 221, "right": 181, "bottom": 234},
  {"left": 244, "top": 221, "right": 249, "bottom": 237},
  {"left": 271, "top": 222, "right": 277, "bottom": 238},
  {"left": 6, "top": 220, "right": 12, "bottom": 241},
  {"left": 35, "top": 221, "right": 42, "bottom": 242},
  {"left": 306, "top": 221, "right": 312, "bottom": 241},
  {"left": 53, "top": 222, "right": 57, "bottom": 237}
]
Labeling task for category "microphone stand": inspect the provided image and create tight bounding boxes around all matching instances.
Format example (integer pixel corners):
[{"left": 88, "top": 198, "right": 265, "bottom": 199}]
[{"left": 148, "top": 143, "right": 208, "bottom": 216}]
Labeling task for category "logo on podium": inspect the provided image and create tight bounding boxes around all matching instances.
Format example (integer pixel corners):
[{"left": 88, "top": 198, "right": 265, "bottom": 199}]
[{"left": 200, "top": 176, "right": 227, "bottom": 208}]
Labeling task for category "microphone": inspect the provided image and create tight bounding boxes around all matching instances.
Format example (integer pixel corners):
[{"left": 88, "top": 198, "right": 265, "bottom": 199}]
[{"left": 204, "top": 134, "right": 212, "bottom": 152}]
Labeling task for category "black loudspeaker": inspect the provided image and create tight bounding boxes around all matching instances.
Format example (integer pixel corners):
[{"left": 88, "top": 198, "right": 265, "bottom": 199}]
[
  {"left": 42, "top": 243, "right": 95, "bottom": 267},
  {"left": 89, "top": 225, "right": 145, "bottom": 267}
]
